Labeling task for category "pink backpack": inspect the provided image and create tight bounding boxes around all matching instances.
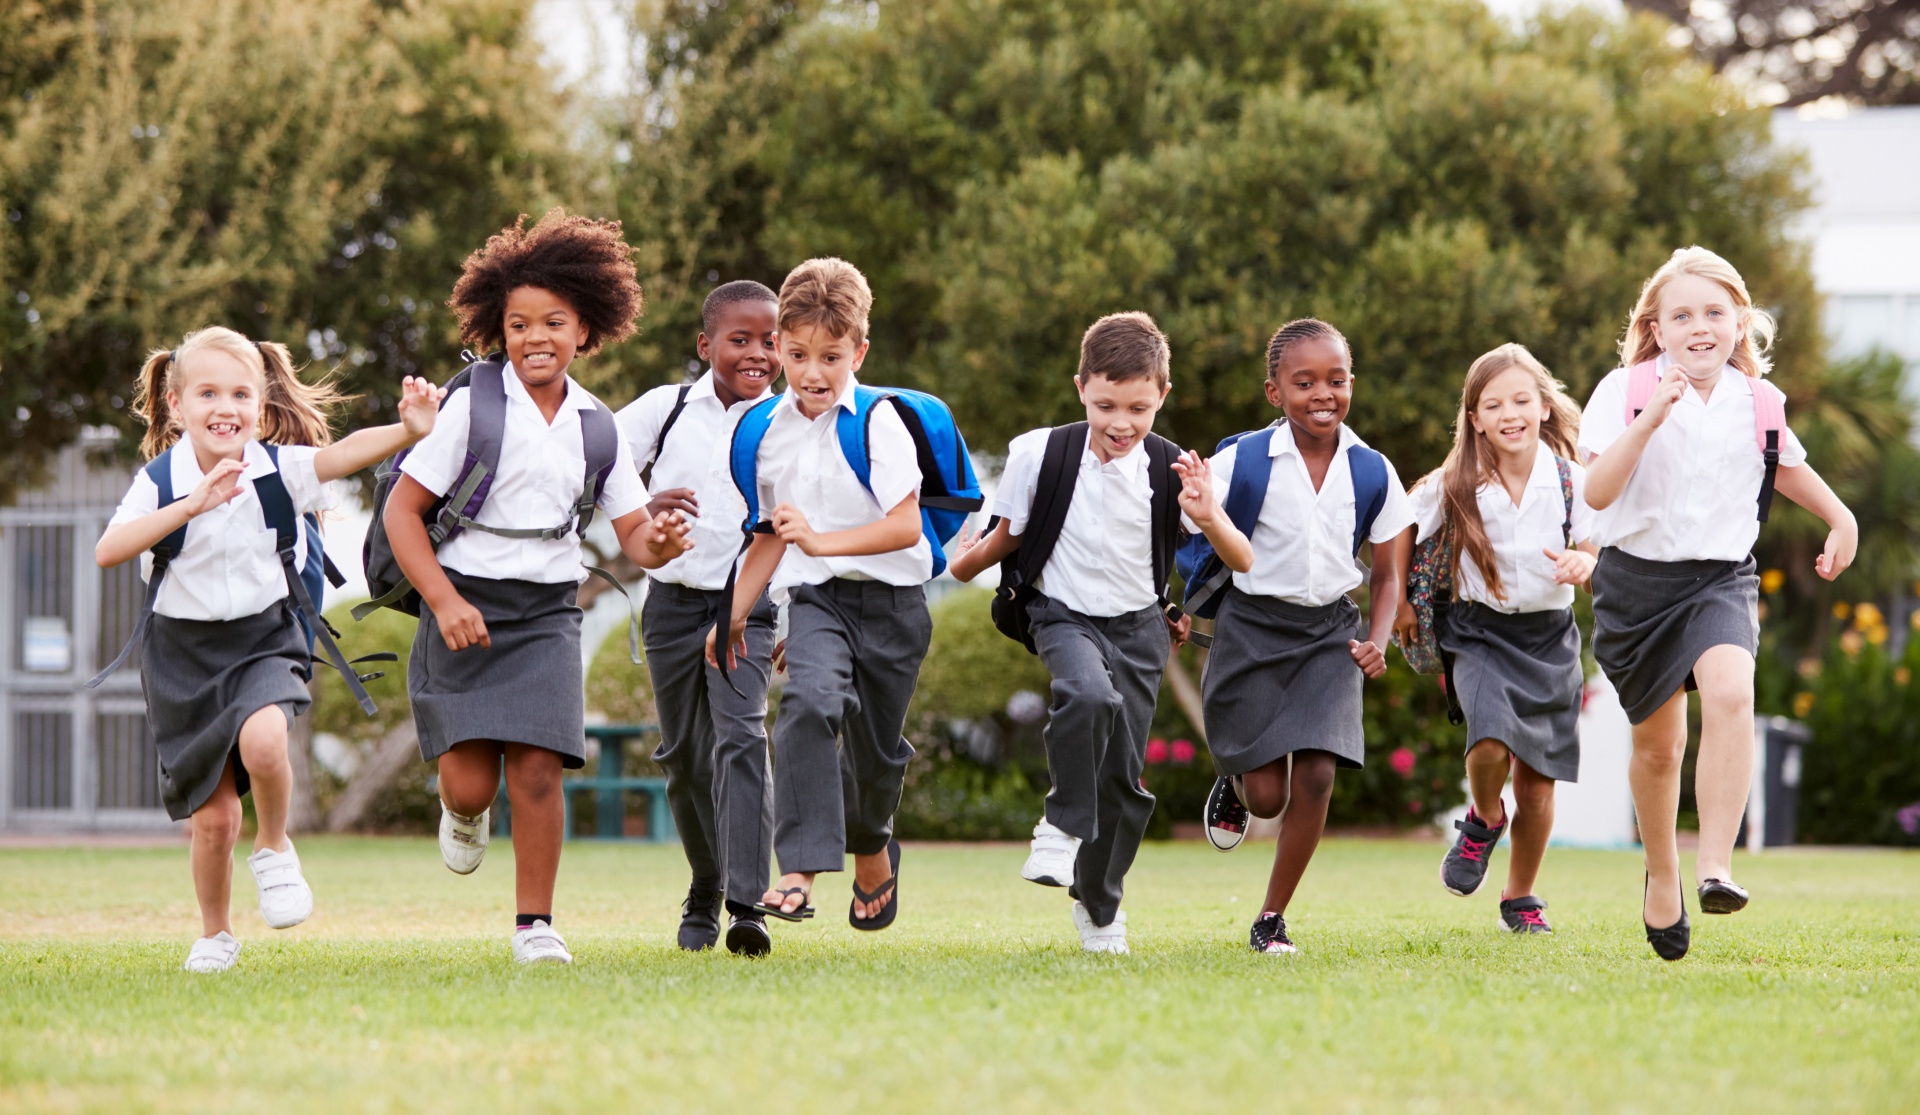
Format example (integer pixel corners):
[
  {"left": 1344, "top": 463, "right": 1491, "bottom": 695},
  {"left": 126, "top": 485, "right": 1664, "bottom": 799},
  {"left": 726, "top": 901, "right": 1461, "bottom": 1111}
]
[{"left": 1623, "top": 359, "right": 1788, "bottom": 522}]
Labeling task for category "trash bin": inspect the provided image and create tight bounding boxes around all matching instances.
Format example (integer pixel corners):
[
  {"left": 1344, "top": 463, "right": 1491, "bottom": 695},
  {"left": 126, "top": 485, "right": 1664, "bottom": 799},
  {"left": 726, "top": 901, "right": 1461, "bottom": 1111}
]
[{"left": 1744, "top": 716, "right": 1810, "bottom": 852}]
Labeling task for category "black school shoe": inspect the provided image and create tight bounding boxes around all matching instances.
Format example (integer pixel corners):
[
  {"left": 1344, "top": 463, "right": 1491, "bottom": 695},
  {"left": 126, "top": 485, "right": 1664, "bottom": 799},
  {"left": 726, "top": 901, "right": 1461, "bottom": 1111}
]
[
  {"left": 677, "top": 883, "right": 724, "bottom": 951},
  {"left": 1644, "top": 875, "right": 1690, "bottom": 962},
  {"left": 1250, "top": 911, "right": 1296, "bottom": 955},
  {"left": 1498, "top": 895, "right": 1553, "bottom": 934},
  {"left": 1440, "top": 807, "right": 1507, "bottom": 897},
  {"left": 725, "top": 911, "right": 772, "bottom": 957},
  {"left": 1697, "top": 878, "right": 1750, "bottom": 915},
  {"left": 1205, "top": 776, "right": 1250, "bottom": 851}
]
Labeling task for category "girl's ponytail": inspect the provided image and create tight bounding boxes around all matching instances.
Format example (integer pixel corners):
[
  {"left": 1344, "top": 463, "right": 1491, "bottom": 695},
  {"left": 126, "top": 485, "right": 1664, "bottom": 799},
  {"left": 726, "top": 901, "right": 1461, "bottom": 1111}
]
[
  {"left": 255, "top": 340, "right": 347, "bottom": 448},
  {"left": 132, "top": 349, "right": 180, "bottom": 460}
]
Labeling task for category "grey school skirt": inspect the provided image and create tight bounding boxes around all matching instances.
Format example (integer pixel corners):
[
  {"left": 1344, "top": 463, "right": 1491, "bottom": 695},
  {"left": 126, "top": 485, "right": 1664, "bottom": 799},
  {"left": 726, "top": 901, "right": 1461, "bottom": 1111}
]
[
  {"left": 142, "top": 599, "right": 312, "bottom": 821},
  {"left": 1201, "top": 589, "right": 1366, "bottom": 773},
  {"left": 1441, "top": 602, "right": 1583, "bottom": 782},
  {"left": 1590, "top": 548, "right": 1759, "bottom": 725},
  {"left": 409, "top": 571, "right": 586, "bottom": 767}
]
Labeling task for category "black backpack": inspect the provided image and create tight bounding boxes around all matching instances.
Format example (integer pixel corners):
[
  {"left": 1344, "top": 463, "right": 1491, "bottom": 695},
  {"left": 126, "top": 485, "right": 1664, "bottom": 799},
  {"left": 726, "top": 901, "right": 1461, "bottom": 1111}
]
[
  {"left": 352, "top": 354, "right": 640, "bottom": 661},
  {"left": 987, "top": 423, "right": 1184, "bottom": 653}
]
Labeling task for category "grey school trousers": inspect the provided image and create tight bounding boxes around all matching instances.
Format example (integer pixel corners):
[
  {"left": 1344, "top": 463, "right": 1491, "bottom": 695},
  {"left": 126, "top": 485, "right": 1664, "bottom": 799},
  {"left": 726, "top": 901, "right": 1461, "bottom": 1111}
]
[
  {"left": 642, "top": 580, "right": 777, "bottom": 908},
  {"left": 773, "top": 578, "right": 932, "bottom": 875},
  {"left": 1027, "top": 595, "right": 1170, "bottom": 928}
]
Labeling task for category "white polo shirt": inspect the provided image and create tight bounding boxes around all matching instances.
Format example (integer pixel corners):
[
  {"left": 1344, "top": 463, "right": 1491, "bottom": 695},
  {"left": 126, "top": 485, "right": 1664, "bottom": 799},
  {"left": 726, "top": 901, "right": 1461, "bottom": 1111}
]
[
  {"left": 993, "top": 426, "right": 1157, "bottom": 618},
  {"left": 1189, "top": 422, "right": 1416, "bottom": 608},
  {"left": 401, "top": 366, "right": 650, "bottom": 584},
  {"left": 1409, "top": 442, "right": 1594, "bottom": 614},
  {"left": 1578, "top": 363, "right": 1806, "bottom": 563},
  {"left": 109, "top": 439, "right": 334, "bottom": 621},
  {"left": 616, "top": 371, "right": 772, "bottom": 592},
  {"left": 752, "top": 375, "right": 929, "bottom": 592}
]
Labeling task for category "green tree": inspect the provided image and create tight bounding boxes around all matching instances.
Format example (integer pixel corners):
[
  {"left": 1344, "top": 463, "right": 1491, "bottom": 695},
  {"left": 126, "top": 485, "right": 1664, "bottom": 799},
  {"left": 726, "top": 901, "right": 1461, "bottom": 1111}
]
[{"left": 0, "top": 0, "right": 586, "bottom": 500}]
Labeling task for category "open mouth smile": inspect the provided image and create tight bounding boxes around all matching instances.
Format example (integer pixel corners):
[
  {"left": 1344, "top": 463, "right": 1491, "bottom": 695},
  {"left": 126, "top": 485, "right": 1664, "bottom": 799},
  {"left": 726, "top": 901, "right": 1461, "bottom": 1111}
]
[{"left": 206, "top": 421, "right": 243, "bottom": 438}]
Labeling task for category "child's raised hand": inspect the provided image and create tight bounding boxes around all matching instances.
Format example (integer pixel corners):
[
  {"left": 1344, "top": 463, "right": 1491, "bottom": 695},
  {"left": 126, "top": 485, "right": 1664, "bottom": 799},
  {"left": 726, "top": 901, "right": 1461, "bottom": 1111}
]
[
  {"left": 954, "top": 523, "right": 986, "bottom": 557},
  {"left": 771, "top": 503, "right": 821, "bottom": 555},
  {"left": 1544, "top": 547, "right": 1597, "bottom": 587},
  {"left": 1638, "top": 367, "right": 1688, "bottom": 429},
  {"left": 1173, "top": 450, "right": 1218, "bottom": 525},
  {"left": 182, "top": 457, "right": 248, "bottom": 516},
  {"left": 396, "top": 376, "right": 446, "bottom": 440},
  {"left": 645, "top": 510, "right": 695, "bottom": 560},
  {"left": 1349, "top": 638, "right": 1387, "bottom": 679},
  {"left": 1815, "top": 522, "right": 1857, "bottom": 581}
]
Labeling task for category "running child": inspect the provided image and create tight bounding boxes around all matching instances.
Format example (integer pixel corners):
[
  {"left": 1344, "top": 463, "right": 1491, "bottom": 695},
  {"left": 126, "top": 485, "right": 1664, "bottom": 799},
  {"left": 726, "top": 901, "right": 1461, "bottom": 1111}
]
[
  {"left": 949, "top": 311, "right": 1190, "bottom": 955},
  {"left": 383, "top": 210, "right": 692, "bottom": 965},
  {"left": 94, "top": 326, "right": 444, "bottom": 973},
  {"left": 1393, "top": 343, "right": 1597, "bottom": 934},
  {"left": 617, "top": 280, "right": 782, "bottom": 956},
  {"left": 1184, "top": 318, "right": 1416, "bottom": 955},
  {"left": 706, "top": 257, "right": 928, "bottom": 932},
  {"left": 1580, "top": 246, "right": 1855, "bottom": 961}
]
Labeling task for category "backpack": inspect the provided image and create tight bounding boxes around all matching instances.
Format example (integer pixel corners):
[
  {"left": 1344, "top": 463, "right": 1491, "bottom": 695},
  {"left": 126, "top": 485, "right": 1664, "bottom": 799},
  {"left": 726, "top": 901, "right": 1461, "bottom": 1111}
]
[
  {"left": 1173, "top": 425, "right": 1390, "bottom": 621},
  {"left": 983, "top": 424, "right": 1184, "bottom": 653},
  {"left": 1396, "top": 457, "right": 1574, "bottom": 725},
  {"left": 1623, "top": 359, "right": 1787, "bottom": 521},
  {"left": 87, "top": 443, "right": 390, "bottom": 716},
  {"left": 351, "top": 353, "right": 641, "bottom": 663}
]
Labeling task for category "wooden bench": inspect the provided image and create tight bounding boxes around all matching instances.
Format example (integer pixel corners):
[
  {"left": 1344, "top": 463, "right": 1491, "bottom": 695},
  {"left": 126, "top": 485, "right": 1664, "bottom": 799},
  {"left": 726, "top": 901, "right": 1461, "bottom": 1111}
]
[{"left": 492, "top": 724, "right": 676, "bottom": 842}]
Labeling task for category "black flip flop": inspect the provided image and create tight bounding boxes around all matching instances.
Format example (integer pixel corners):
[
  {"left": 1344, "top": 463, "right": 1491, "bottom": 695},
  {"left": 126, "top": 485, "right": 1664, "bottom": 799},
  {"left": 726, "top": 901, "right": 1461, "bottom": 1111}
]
[
  {"left": 850, "top": 838, "right": 901, "bottom": 932},
  {"left": 751, "top": 887, "right": 815, "bottom": 922}
]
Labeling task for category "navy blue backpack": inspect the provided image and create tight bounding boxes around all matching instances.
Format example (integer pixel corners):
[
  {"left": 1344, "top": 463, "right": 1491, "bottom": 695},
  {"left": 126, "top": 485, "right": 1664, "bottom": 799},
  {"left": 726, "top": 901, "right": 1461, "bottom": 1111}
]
[{"left": 1175, "top": 425, "right": 1390, "bottom": 620}]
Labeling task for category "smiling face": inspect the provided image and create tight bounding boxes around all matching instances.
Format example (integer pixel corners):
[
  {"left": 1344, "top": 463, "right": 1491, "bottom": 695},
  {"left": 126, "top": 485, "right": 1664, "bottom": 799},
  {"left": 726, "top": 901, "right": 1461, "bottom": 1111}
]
[
  {"left": 699, "top": 298, "right": 780, "bottom": 408},
  {"left": 503, "top": 285, "right": 589, "bottom": 389},
  {"left": 1467, "top": 365, "right": 1548, "bottom": 464},
  {"left": 1265, "top": 334, "right": 1352, "bottom": 440},
  {"left": 1654, "top": 272, "right": 1743, "bottom": 380},
  {"left": 781, "top": 322, "right": 867, "bottom": 419},
  {"left": 167, "top": 349, "right": 262, "bottom": 463},
  {"left": 1075, "top": 372, "right": 1169, "bottom": 462}
]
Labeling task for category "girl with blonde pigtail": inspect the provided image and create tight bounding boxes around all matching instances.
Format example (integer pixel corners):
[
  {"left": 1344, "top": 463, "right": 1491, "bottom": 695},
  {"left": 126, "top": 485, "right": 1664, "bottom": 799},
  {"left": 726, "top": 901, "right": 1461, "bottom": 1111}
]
[{"left": 93, "top": 326, "right": 444, "bottom": 973}]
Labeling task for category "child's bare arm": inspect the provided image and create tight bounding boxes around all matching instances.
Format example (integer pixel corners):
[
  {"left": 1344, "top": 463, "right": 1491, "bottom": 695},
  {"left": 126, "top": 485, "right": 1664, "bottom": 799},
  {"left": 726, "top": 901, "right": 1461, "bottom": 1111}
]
[
  {"left": 1775, "top": 463, "right": 1858, "bottom": 581},
  {"left": 385, "top": 475, "right": 489, "bottom": 651},
  {"left": 1585, "top": 368, "right": 1686, "bottom": 509},
  {"left": 1175, "top": 451, "right": 1253, "bottom": 573},
  {"left": 772, "top": 495, "right": 922, "bottom": 558},
  {"left": 1353, "top": 526, "right": 1413, "bottom": 678},
  {"left": 313, "top": 377, "right": 445, "bottom": 483},
  {"left": 706, "top": 531, "right": 787, "bottom": 668},
  {"left": 948, "top": 518, "right": 1020, "bottom": 583},
  {"left": 95, "top": 457, "right": 248, "bottom": 568},
  {"left": 613, "top": 507, "right": 694, "bottom": 570}
]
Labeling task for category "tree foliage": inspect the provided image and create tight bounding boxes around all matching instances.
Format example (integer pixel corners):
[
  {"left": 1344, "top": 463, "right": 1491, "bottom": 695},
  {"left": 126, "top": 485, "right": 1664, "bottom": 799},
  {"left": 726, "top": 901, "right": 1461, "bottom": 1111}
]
[
  {"left": 1627, "top": 0, "right": 1920, "bottom": 106},
  {"left": 0, "top": 0, "right": 585, "bottom": 499}
]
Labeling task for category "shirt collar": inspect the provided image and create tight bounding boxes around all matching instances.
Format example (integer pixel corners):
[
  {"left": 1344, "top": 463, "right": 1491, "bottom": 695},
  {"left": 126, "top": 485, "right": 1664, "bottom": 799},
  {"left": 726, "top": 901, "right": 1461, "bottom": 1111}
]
[
  {"left": 1079, "top": 433, "right": 1149, "bottom": 477},
  {"left": 1269, "top": 420, "right": 1358, "bottom": 457},
  {"left": 170, "top": 438, "right": 273, "bottom": 489},
  {"left": 776, "top": 373, "right": 861, "bottom": 421},
  {"left": 503, "top": 364, "right": 593, "bottom": 414},
  {"left": 692, "top": 368, "right": 774, "bottom": 413}
]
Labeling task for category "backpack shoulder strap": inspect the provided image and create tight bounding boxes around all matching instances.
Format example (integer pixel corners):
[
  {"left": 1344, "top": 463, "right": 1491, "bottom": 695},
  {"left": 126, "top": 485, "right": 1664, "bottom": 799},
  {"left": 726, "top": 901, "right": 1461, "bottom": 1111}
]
[
  {"left": 1145, "top": 433, "right": 1183, "bottom": 612},
  {"left": 574, "top": 393, "right": 620, "bottom": 534},
  {"left": 429, "top": 358, "right": 508, "bottom": 546},
  {"left": 834, "top": 386, "right": 886, "bottom": 498},
  {"left": 640, "top": 382, "right": 694, "bottom": 487},
  {"left": 1751, "top": 376, "right": 1787, "bottom": 522},
  {"left": 1554, "top": 454, "right": 1574, "bottom": 547},
  {"left": 1221, "top": 427, "right": 1276, "bottom": 537},
  {"left": 1346, "top": 443, "right": 1389, "bottom": 557},
  {"left": 1624, "top": 360, "right": 1661, "bottom": 423},
  {"left": 730, "top": 394, "right": 785, "bottom": 535},
  {"left": 1009, "top": 423, "right": 1088, "bottom": 588}
]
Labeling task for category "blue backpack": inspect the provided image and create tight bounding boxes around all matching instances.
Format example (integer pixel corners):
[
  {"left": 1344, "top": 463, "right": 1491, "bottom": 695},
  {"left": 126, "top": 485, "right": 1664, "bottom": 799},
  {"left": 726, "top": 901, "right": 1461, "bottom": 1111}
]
[
  {"left": 728, "top": 385, "right": 984, "bottom": 576},
  {"left": 88, "top": 443, "right": 391, "bottom": 715},
  {"left": 1175, "top": 425, "right": 1390, "bottom": 620}
]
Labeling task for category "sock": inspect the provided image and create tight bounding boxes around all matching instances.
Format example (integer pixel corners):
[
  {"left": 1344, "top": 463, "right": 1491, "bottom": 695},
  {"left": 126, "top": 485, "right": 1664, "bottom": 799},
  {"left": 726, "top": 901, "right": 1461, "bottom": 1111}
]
[{"left": 516, "top": 913, "right": 550, "bottom": 930}]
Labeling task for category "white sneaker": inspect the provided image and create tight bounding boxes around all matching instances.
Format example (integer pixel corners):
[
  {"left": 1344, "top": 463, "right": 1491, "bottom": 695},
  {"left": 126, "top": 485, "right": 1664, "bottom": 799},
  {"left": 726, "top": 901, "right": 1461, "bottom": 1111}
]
[
  {"left": 439, "top": 804, "right": 490, "bottom": 875},
  {"left": 184, "top": 931, "right": 242, "bottom": 973},
  {"left": 511, "top": 919, "right": 573, "bottom": 965},
  {"left": 248, "top": 843, "right": 313, "bottom": 929},
  {"left": 1071, "top": 901, "right": 1129, "bottom": 955},
  {"left": 1021, "top": 819, "right": 1081, "bottom": 888}
]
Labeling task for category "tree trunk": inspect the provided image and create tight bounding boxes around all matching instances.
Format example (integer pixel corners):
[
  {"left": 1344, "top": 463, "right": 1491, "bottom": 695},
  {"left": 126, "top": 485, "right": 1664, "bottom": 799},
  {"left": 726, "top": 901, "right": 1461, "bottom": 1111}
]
[
  {"left": 1164, "top": 644, "right": 1208, "bottom": 745},
  {"left": 285, "top": 678, "right": 321, "bottom": 833},
  {"left": 325, "top": 721, "right": 420, "bottom": 833}
]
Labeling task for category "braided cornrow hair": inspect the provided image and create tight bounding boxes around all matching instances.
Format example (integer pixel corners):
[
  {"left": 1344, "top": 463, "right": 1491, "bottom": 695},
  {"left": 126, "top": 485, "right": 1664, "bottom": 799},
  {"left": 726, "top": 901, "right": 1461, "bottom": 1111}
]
[{"left": 1264, "top": 318, "right": 1348, "bottom": 379}]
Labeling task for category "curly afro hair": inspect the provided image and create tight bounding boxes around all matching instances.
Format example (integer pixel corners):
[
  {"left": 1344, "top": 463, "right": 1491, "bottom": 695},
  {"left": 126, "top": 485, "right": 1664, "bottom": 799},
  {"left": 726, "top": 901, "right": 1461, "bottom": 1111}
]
[{"left": 448, "top": 208, "right": 643, "bottom": 356}]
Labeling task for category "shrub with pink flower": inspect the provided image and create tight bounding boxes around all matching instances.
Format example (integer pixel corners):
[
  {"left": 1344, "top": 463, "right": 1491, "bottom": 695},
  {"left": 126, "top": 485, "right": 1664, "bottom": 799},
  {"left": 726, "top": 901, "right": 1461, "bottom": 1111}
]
[
  {"left": 1144, "top": 737, "right": 1168, "bottom": 765},
  {"left": 1170, "top": 739, "right": 1195, "bottom": 765},
  {"left": 1389, "top": 746, "right": 1417, "bottom": 779}
]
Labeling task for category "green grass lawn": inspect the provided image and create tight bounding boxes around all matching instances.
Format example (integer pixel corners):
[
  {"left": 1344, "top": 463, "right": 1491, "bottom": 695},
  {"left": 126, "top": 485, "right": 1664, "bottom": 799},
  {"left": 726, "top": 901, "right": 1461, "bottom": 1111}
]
[{"left": 2, "top": 836, "right": 1915, "bottom": 1114}]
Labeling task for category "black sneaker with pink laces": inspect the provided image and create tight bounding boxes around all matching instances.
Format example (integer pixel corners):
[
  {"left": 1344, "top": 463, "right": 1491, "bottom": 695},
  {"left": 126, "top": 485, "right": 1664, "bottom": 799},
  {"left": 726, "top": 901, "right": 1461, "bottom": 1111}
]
[
  {"left": 1499, "top": 896, "right": 1553, "bottom": 934},
  {"left": 1249, "top": 911, "right": 1296, "bottom": 954},
  {"left": 1440, "top": 806, "right": 1506, "bottom": 896}
]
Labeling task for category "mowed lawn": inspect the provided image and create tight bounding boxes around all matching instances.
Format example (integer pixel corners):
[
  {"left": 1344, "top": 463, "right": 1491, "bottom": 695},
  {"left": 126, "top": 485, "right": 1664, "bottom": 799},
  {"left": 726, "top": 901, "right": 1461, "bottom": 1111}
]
[{"left": 2, "top": 837, "right": 1916, "bottom": 1114}]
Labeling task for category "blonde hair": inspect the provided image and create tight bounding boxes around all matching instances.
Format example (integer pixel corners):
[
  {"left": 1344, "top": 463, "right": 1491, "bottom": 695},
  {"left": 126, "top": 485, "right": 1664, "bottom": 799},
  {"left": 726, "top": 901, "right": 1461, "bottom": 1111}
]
[
  {"left": 132, "top": 326, "right": 349, "bottom": 459},
  {"left": 778, "top": 257, "right": 873, "bottom": 347},
  {"left": 1426, "top": 343, "right": 1581, "bottom": 602},
  {"left": 1621, "top": 246, "right": 1775, "bottom": 378}
]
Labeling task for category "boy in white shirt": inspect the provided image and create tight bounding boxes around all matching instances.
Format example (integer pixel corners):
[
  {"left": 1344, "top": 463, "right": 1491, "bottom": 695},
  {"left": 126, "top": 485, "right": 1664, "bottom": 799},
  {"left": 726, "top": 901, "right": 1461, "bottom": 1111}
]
[
  {"left": 707, "top": 258, "right": 928, "bottom": 932},
  {"left": 950, "top": 312, "right": 1190, "bottom": 956}
]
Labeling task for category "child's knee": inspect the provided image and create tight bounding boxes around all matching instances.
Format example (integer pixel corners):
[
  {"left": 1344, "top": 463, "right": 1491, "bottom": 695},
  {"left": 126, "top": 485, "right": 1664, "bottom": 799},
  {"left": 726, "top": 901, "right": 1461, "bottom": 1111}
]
[
  {"left": 1051, "top": 674, "right": 1121, "bottom": 723},
  {"left": 1243, "top": 778, "right": 1287, "bottom": 819},
  {"left": 505, "top": 751, "right": 563, "bottom": 805},
  {"left": 1292, "top": 754, "right": 1338, "bottom": 802},
  {"left": 1514, "top": 772, "right": 1555, "bottom": 811},
  {"left": 194, "top": 796, "right": 243, "bottom": 844}
]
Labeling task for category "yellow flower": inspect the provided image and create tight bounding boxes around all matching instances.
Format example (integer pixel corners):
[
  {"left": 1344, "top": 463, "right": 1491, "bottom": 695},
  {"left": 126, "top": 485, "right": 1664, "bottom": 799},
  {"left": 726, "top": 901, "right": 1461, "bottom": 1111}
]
[
  {"left": 1832, "top": 602, "right": 1851, "bottom": 620},
  {"left": 1911, "top": 609, "right": 1920, "bottom": 632},
  {"left": 1797, "top": 657, "right": 1822, "bottom": 679},
  {"left": 1866, "top": 624, "right": 1888, "bottom": 646},
  {"left": 1855, "top": 602, "right": 1884, "bottom": 628},
  {"left": 1793, "top": 691, "right": 1815, "bottom": 718},
  {"left": 1896, "top": 667, "right": 1911, "bottom": 686},
  {"left": 1840, "top": 630, "right": 1865, "bottom": 656},
  {"left": 1760, "top": 569, "right": 1786, "bottom": 594}
]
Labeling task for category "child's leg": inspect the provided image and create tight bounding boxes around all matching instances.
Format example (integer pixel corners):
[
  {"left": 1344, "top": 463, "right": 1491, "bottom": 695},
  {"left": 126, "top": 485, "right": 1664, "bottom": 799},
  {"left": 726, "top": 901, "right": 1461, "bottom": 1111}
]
[
  {"left": 1240, "top": 757, "right": 1291, "bottom": 820},
  {"left": 1690, "top": 645, "right": 1756, "bottom": 885},
  {"left": 1067, "top": 613, "right": 1167, "bottom": 927},
  {"left": 766, "top": 592, "right": 856, "bottom": 911},
  {"left": 1463, "top": 739, "right": 1511, "bottom": 827},
  {"left": 503, "top": 744, "right": 565, "bottom": 916},
  {"left": 643, "top": 589, "right": 724, "bottom": 890},
  {"left": 706, "top": 599, "right": 778, "bottom": 909},
  {"left": 1260, "top": 751, "right": 1338, "bottom": 916},
  {"left": 190, "top": 759, "right": 245, "bottom": 937},
  {"left": 437, "top": 740, "right": 505, "bottom": 816},
  {"left": 237, "top": 705, "right": 294, "bottom": 854},
  {"left": 1630, "top": 689, "right": 1689, "bottom": 926},
  {"left": 1030, "top": 614, "right": 1122, "bottom": 844},
  {"left": 1504, "top": 758, "right": 1556, "bottom": 899},
  {"left": 842, "top": 588, "right": 931, "bottom": 919}
]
